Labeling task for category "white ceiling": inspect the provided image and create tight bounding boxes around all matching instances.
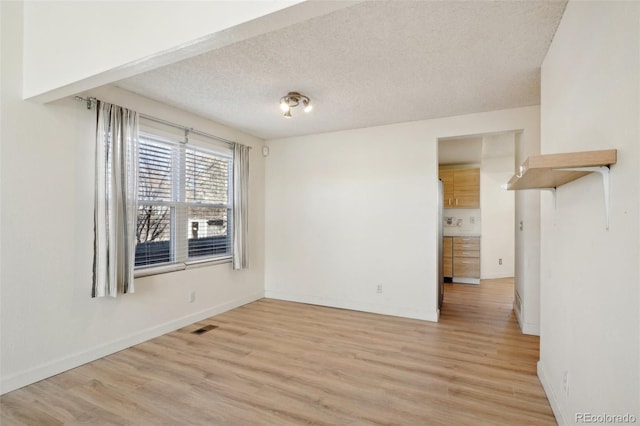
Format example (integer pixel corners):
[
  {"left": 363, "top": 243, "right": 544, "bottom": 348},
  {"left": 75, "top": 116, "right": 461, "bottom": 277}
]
[
  {"left": 439, "top": 133, "right": 516, "bottom": 165},
  {"left": 116, "top": 1, "right": 567, "bottom": 140},
  {"left": 438, "top": 137, "right": 483, "bottom": 165}
]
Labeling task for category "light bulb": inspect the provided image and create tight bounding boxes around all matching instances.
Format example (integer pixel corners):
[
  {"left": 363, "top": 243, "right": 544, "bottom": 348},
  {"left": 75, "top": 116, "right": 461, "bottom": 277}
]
[
  {"left": 280, "top": 98, "right": 290, "bottom": 112},
  {"left": 303, "top": 99, "right": 313, "bottom": 113},
  {"left": 284, "top": 110, "right": 292, "bottom": 118}
]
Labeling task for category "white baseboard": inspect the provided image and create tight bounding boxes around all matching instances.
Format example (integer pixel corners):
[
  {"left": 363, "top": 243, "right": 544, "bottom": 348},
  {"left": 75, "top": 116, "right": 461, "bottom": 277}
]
[
  {"left": 265, "top": 290, "right": 438, "bottom": 322},
  {"left": 452, "top": 277, "right": 480, "bottom": 285},
  {"left": 480, "top": 272, "right": 515, "bottom": 280},
  {"left": 521, "top": 321, "right": 540, "bottom": 336},
  {"left": 0, "top": 292, "right": 263, "bottom": 395},
  {"left": 538, "top": 361, "right": 566, "bottom": 425},
  {"left": 514, "top": 300, "right": 540, "bottom": 336},
  {"left": 515, "top": 313, "right": 540, "bottom": 336}
]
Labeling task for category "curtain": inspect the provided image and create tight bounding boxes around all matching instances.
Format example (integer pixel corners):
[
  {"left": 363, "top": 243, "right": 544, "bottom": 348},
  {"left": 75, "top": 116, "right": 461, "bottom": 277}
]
[
  {"left": 232, "top": 143, "right": 250, "bottom": 270},
  {"left": 93, "top": 101, "right": 139, "bottom": 297}
]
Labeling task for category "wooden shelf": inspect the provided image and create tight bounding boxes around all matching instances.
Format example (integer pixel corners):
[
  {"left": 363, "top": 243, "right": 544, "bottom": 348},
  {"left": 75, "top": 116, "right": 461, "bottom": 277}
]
[{"left": 506, "top": 149, "right": 617, "bottom": 190}]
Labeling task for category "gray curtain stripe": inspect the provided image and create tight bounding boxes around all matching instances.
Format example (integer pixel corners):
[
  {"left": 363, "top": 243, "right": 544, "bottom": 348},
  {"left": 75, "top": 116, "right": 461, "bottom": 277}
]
[
  {"left": 232, "top": 143, "right": 249, "bottom": 270},
  {"left": 92, "top": 101, "right": 139, "bottom": 298}
]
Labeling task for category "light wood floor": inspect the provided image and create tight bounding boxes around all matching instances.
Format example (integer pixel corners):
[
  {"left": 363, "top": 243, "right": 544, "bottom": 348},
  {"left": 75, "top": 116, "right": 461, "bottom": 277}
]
[{"left": 1, "top": 279, "right": 555, "bottom": 425}]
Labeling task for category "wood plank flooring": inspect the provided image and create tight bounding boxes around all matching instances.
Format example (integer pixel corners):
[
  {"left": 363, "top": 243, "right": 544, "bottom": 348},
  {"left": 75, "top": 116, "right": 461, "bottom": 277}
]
[{"left": 1, "top": 279, "right": 555, "bottom": 425}]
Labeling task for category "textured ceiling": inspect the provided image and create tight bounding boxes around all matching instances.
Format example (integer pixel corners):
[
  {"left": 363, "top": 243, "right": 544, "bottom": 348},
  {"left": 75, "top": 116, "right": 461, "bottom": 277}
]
[{"left": 116, "top": 1, "right": 567, "bottom": 140}]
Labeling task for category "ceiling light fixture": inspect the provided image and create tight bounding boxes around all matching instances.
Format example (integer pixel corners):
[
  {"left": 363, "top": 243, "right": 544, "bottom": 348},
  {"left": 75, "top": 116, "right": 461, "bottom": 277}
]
[{"left": 279, "top": 92, "right": 312, "bottom": 117}]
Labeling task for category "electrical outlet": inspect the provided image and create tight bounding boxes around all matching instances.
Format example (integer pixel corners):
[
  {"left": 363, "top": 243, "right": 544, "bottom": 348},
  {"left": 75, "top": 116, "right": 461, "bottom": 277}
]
[
  {"left": 470, "top": 216, "right": 475, "bottom": 224},
  {"left": 189, "top": 290, "right": 196, "bottom": 303},
  {"left": 499, "top": 258, "right": 502, "bottom": 265},
  {"left": 562, "top": 370, "right": 569, "bottom": 395},
  {"left": 376, "top": 285, "right": 383, "bottom": 294}
]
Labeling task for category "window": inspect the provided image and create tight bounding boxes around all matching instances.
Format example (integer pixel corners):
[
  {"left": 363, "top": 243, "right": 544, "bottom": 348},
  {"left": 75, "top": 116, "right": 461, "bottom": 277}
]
[{"left": 135, "top": 131, "right": 233, "bottom": 269}]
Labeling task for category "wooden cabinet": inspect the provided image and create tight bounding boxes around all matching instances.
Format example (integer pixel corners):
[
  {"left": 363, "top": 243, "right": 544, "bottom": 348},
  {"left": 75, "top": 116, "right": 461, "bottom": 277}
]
[
  {"left": 452, "top": 237, "right": 480, "bottom": 279},
  {"left": 439, "top": 169, "right": 455, "bottom": 208},
  {"left": 443, "top": 237, "right": 453, "bottom": 277},
  {"left": 439, "top": 167, "right": 479, "bottom": 208},
  {"left": 453, "top": 168, "right": 480, "bottom": 208}
]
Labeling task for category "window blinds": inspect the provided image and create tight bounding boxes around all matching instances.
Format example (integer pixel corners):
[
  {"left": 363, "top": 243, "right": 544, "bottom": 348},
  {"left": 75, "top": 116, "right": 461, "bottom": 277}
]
[{"left": 135, "top": 131, "right": 233, "bottom": 269}]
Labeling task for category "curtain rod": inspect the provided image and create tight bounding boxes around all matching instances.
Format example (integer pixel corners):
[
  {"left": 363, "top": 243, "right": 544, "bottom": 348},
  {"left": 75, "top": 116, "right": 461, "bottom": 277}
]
[{"left": 74, "top": 96, "right": 243, "bottom": 148}]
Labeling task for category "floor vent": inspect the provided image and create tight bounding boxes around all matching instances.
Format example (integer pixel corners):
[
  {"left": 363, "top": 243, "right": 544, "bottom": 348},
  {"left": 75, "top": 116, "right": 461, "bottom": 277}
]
[{"left": 192, "top": 325, "right": 218, "bottom": 335}]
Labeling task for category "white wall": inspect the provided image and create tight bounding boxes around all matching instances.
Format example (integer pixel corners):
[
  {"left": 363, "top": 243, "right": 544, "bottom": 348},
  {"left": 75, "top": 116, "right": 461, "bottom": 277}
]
[
  {"left": 514, "top": 128, "right": 542, "bottom": 335},
  {"left": 538, "top": 1, "right": 640, "bottom": 423},
  {"left": 21, "top": 1, "right": 357, "bottom": 102},
  {"left": 0, "top": 1, "right": 266, "bottom": 393},
  {"left": 22, "top": 0, "right": 298, "bottom": 100},
  {"left": 442, "top": 208, "right": 481, "bottom": 237},
  {"left": 480, "top": 155, "right": 515, "bottom": 279},
  {"left": 265, "top": 106, "right": 540, "bottom": 322}
]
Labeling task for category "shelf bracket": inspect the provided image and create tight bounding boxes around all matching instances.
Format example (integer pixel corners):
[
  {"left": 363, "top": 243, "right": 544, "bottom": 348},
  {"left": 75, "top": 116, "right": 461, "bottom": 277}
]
[{"left": 556, "top": 166, "right": 611, "bottom": 230}]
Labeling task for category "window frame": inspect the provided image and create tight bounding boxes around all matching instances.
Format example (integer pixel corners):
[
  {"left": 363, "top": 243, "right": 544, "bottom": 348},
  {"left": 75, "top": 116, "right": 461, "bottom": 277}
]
[{"left": 134, "top": 130, "right": 234, "bottom": 277}]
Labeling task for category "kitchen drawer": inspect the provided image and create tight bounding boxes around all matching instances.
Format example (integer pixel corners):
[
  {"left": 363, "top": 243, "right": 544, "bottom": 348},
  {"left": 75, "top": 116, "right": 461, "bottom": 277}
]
[
  {"left": 453, "top": 237, "right": 480, "bottom": 251},
  {"left": 453, "top": 257, "right": 480, "bottom": 278},
  {"left": 453, "top": 249, "right": 479, "bottom": 258}
]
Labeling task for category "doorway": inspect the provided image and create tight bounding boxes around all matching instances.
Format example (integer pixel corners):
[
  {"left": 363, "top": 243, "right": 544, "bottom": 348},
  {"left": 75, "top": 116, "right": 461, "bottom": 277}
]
[{"left": 438, "top": 132, "right": 516, "bottom": 301}]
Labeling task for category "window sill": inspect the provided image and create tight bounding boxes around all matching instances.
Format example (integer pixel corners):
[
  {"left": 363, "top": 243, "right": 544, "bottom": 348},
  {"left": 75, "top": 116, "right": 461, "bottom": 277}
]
[
  {"left": 185, "top": 256, "right": 232, "bottom": 269},
  {"left": 134, "top": 256, "right": 232, "bottom": 278}
]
